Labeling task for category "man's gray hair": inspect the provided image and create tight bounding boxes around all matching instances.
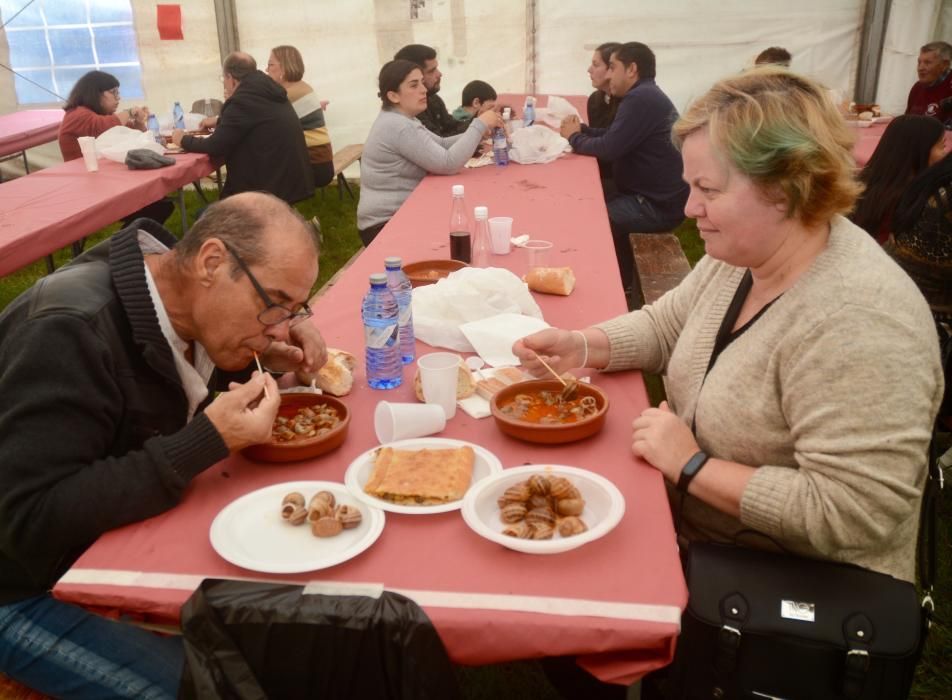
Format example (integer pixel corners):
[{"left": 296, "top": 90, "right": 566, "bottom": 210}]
[{"left": 922, "top": 41, "right": 952, "bottom": 62}]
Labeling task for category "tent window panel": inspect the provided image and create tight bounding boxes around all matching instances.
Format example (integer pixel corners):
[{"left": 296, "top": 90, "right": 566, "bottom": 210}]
[
  {"left": 94, "top": 25, "right": 138, "bottom": 64},
  {"left": 49, "top": 28, "right": 96, "bottom": 66},
  {"left": 0, "top": 0, "right": 143, "bottom": 105}
]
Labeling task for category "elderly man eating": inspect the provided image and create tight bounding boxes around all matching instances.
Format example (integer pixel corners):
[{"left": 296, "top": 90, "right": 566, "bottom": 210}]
[
  {"left": 0, "top": 192, "right": 326, "bottom": 698},
  {"left": 906, "top": 41, "right": 952, "bottom": 127}
]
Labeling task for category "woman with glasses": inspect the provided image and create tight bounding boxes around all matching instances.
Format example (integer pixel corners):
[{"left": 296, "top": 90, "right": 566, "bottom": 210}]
[{"left": 58, "top": 70, "right": 173, "bottom": 226}]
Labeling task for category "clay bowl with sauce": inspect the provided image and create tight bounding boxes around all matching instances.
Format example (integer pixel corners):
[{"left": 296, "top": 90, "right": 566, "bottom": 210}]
[
  {"left": 243, "top": 393, "right": 350, "bottom": 463},
  {"left": 490, "top": 380, "right": 609, "bottom": 444},
  {"left": 403, "top": 259, "right": 468, "bottom": 287}
]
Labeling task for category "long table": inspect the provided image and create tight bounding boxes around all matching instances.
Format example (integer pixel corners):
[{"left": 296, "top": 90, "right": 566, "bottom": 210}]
[
  {"left": 0, "top": 153, "right": 214, "bottom": 276},
  {"left": 0, "top": 109, "right": 64, "bottom": 174},
  {"left": 53, "top": 108, "right": 686, "bottom": 686}
]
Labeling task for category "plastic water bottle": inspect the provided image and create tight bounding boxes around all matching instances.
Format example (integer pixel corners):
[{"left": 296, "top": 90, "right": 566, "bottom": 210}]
[
  {"left": 362, "top": 273, "right": 403, "bottom": 389},
  {"left": 523, "top": 97, "right": 536, "bottom": 127},
  {"left": 203, "top": 98, "right": 213, "bottom": 117},
  {"left": 385, "top": 256, "right": 415, "bottom": 365},
  {"left": 173, "top": 101, "right": 185, "bottom": 130},
  {"left": 147, "top": 114, "right": 162, "bottom": 144},
  {"left": 492, "top": 127, "right": 509, "bottom": 166},
  {"left": 449, "top": 185, "right": 471, "bottom": 263},
  {"left": 472, "top": 206, "right": 491, "bottom": 267}
]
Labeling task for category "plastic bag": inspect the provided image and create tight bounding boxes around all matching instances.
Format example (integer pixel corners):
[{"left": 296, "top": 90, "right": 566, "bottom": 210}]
[
  {"left": 95, "top": 125, "right": 163, "bottom": 163},
  {"left": 179, "top": 579, "right": 461, "bottom": 700},
  {"left": 509, "top": 125, "right": 571, "bottom": 165},
  {"left": 412, "top": 267, "right": 544, "bottom": 351}
]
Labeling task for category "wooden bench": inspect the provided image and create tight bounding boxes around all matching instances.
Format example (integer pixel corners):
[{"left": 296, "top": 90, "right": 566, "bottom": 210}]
[
  {"left": 629, "top": 232, "right": 692, "bottom": 309},
  {"left": 330, "top": 144, "right": 363, "bottom": 200}
]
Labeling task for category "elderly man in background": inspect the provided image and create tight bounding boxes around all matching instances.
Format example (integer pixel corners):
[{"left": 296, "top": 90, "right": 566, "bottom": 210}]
[
  {"left": 754, "top": 46, "right": 792, "bottom": 67},
  {"left": 561, "top": 41, "right": 689, "bottom": 292},
  {"left": 394, "top": 43, "right": 469, "bottom": 136},
  {"left": 906, "top": 41, "right": 952, "bottom": 127},
  {"left": 0, "top": 193, "right": 326, "bottom": 698},
  {"left": 173, "top": 52, "right": 314, "bottom": 204}
]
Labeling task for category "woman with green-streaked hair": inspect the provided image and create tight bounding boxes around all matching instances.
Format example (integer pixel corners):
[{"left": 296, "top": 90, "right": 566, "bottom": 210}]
[{"left": 515, "top": 67, "right": 943, "bottom": 582}]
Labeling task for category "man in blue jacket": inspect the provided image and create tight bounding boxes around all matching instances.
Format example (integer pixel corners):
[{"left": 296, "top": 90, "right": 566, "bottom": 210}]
[{"left": 561, "top": 42, "right": 688, "bottom": 291}]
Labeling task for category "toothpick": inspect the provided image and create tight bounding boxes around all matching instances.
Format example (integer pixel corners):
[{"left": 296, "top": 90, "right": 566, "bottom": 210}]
[{"left": 253, "top": 351, "right": 270, "bottom": 399}]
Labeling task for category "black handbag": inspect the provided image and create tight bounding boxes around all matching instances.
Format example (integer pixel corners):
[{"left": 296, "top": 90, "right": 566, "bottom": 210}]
[{"left": 667, "top": 269, "right": 941, "bottom": 699}]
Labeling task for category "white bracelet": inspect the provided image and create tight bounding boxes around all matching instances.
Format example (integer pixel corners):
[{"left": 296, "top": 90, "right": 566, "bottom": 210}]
[{"left": 572, "top": 330, "right": 588, "bottom": 368}]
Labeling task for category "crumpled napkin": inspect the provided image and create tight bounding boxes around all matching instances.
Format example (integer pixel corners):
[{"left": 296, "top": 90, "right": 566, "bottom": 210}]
[
  {"left": 509, "top": 125, "right": 570, "bottom": 165},
  {"left": 460, "top": 313, "right": 550, "bottom": 367},
  {"left": 538, "top": 95, "right": 580, "bottom": 128},
  {"left": 96, "top": 126, "right": 164, "bottom": 163},
  {"left": 412, "top": 267, "right": 543, "bottom": 351}
]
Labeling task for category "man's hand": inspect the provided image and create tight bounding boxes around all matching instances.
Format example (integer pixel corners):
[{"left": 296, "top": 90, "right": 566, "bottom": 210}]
[
  {"left": 199, "top": 115, "right": 219, "bottom": 130},
  {"left": 171, "top": 129, "right": 185, "bottom": 147},
  {"left": 630, "top": 401, "right": 699, "bottom": 483},
  {"left": 560, "top": 115, "right": 581, "bottom": 139},
  {"left": 260, "top": 321, "right": 327, "bottom": 375},
  {"left": 204, "top": 373, "right": 280, "bottom": 450}
]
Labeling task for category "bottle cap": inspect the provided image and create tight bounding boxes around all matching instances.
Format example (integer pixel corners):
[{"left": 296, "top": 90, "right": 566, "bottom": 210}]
[
  {"left": 369, "top": 272, "right": 387, "bottom": 284},
  {"left": 474, "top": 206, "right": 488, "bottom": 219},
  {"left": 503, "top": 107, "right": 511, "bottom": 119},
  {"left": 384, "top": 256, "right": 402, "bottom": 268},
  {"left": 452, "top": 184, "right": 464, "bottom": 197}
]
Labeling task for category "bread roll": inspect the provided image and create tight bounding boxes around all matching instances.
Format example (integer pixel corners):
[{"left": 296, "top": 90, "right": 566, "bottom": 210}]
[
  {"left": 525, "top": 267, "right": 576, "bottom": 296},
  {"left": 295, "top": 348, "right": 356, "bottom": 396},
  {"left": 413, "top": 364, "right": 476, "bottom": 402}
]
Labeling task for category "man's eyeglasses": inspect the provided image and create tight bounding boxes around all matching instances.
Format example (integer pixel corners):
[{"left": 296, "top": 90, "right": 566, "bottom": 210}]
[
  {"left": 222, "top": 241, "right": 313, "bottom": 326},
  {"left": 108, "top": 88, "right": 120, "bottom": 98}
]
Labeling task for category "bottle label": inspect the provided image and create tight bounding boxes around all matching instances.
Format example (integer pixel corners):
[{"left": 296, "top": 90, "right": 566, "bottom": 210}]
[{"left": 365, "top": 323, "right": 398, "bottom": 349}]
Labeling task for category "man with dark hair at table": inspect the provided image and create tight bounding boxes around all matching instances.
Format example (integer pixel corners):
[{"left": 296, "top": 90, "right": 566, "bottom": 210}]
[
  {"left": 452, "top": 80, "right": 498, "bottom": 123},
  {"left": 906, "top": 41, "right": 952, "bottom": 128},
  {"left": 394, "top": 43, "right": 469, "bottom": 136},
  {"left": 560, "top": 41, "right": 689, "bottom": 291},
  {"left": 172, "top": 51, "right": 314, "bottom": 204},
  {"left": 0, "top": 192, "right": 327, "bottom": 698},
  {"left": 754, "top": 46, "right": 792, "bottom": 67}
]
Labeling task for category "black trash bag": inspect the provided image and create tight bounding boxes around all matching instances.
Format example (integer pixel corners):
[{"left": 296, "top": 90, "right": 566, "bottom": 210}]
[
  {"left": 178, "top": 579, "right": 462, "bottom": 700},
  {"left": 125, "top": 148, "right": 175, "bottom": 169}
]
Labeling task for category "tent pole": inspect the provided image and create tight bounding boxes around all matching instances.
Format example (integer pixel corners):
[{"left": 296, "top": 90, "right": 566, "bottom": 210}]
[
  {"left": 855, "top": 0, "right": 891, "bottom": 104},
  {"left": 526, "top": 0, "right": 536, "bottom": 94},
  {"left": 214, "top": 0, "right": 241, "bottom": 61}
]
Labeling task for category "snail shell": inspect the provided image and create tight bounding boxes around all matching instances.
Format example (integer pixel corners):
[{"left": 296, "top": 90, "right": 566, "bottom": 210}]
[
  {"left": 309, "top": 490, "right": 336, "bottom": 511},
  {"left": 528, "top": 494, "right": 552, "bottom": 511},
  {"left": 499, "top": 503, "right": 528, "bottom": 524},
  {"left": 558, "top": 516, "right": 588, "bottom": 537},
  {"left": 530, "top": 522, "right": 555, "bottom": 539},
  {"left": 307, "top": 502, "right": 333, "bottom": 521},
  {"left": 502, "top": 521, "right": 532, "bottom": 539},
  {"left": 527, "top": 474, "right": 550, "bottom": 496},
  {"left": 557, "top": 498, "right": 585, "bottom": 516},
  {"left": 335, "top": 504, "right": 362, "bottom": 529},
  {"left": 548, "top": 477, "right": 575, "bottom": 500},
  {"left": 501, "top": 483, "right": 531, "bottom": 504},
  {"left": 285, "top": 505, "right": 308, "bottom": 526},
  {"left": 525, "top": 506, "right": 556, "bottom": 527},
  {"left": 311, "top": 516, "right": 343, "bottom": 538},
  {"left": 281, "top": 492, "right": 306, "bottom": 510}
]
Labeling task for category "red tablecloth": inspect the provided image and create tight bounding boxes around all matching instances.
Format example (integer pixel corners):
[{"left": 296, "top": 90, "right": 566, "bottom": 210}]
[
  {"left": 54, "top": 124, "right": 685, "bottom": 685},
  {"left": 0, "top": 109, "right": 64, "bottom": 157},
  {"left": 852, "top": 120, "right": 952, "bottom": 167},
  {"left": 0, "top": 153, "right": 214, "bottom": 275}
]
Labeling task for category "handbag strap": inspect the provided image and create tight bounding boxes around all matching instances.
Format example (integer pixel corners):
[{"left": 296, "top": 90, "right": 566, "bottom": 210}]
[{"left": 918, "top": 433, "right": 944, "bottom": 616}]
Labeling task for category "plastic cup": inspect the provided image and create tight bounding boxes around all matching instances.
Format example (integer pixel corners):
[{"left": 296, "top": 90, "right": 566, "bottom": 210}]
[
  {"left": 417, "top": 352, "right": 461, "bottom": 419},
  {"left": 77, "top": 137, "right": 98, "bottom": 172},
  {"left": 374, "top": 401, "right": 446, "bottom": 443},
  {"left": 489, "top": 217, "right": 513, "bottom": 255},
  {"left": 524, "top": 239, "right": 553, "bottom": 271}
]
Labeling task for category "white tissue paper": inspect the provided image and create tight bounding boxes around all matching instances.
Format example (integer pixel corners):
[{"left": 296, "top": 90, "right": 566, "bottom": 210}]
[
  {"left": 96, "top": 126, "right": 164, "bottom": 163},
  {"left": 412, "top": 267, "right": 544, "bottom": 352},
  {"left": 539, "top": 95, "right": 581, "bottom": 128},
  {"left": 459, "top": 313, "right": 551, "bottom": 367},
  {"left": 509, "top": 125, "right": 571, "bottom": 165}
]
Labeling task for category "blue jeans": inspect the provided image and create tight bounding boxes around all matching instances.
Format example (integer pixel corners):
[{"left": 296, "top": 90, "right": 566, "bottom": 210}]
[
  {"left": 0, "top": 594, "right": 183, "bottom": 699},
  {"left": 606, "top": 192, "right": 682, "bottom": 288}
]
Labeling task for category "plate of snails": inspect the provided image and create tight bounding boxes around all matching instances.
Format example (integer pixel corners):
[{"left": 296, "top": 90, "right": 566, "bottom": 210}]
[{"left": 209, "top": 481, "right": 385, "bottom": 573}]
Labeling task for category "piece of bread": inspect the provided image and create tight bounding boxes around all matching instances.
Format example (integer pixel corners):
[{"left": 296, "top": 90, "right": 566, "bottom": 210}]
[
  {"left": 525, "top": 267, "right": 576, "bottom": 296},
  {"left": 495, "top": 367, "right": 526, "bottom": 385},
  {"left": 475, "top": 377, "right": 506, "bottom": 401},
  {"left": 413, "top": 363, "right": 477, "bottom": 402},
  {"left": 364, "top": 446, "right": 475, "bottom": 504},
  {"left": 296, "top": 348, "right": 356, "bottom": 396}
]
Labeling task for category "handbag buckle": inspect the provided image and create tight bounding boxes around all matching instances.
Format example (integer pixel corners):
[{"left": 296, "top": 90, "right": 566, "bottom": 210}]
[
  {"left": 720, "top": 624, "right": 742, "bottom": 646},
  {"left": 846, "top": 648, "right": 870, "bottom": 672}
]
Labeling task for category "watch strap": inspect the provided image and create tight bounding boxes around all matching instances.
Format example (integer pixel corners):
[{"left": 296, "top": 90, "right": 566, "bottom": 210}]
[{"left": 677, "top": 451, "right": 710, "bottom": 493}]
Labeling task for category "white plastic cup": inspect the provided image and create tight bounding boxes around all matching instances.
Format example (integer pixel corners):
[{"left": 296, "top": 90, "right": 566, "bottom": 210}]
[
  {"left": 524, "top": 239, "right": 553, "bottom": 271},
  {"left": 374, "top": 401, "right": 446, "bottom": 443},
  {"left": 77, "top": 137, "right": 98, "bottom": 172},
  {"left": 417, "top": 352, "right": 461, "bottom": 419},
  {"left": 489, "top": 217, "right": 513, "bottom": 255}
]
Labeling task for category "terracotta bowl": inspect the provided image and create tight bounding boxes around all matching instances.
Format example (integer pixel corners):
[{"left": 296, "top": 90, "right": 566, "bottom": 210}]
[
  {"left": 403, "top": 259, "right": 468, "bottom": 287},
  {"left": 242, "top": 393, "right": 350, "bottom": 463},
  {"left": 490, "top": 380, "right": 609, "bottom": 444}
]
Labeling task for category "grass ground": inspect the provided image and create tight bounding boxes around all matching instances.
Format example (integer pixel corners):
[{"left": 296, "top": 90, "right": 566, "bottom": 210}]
[{"left": 0, "top": 191, "right": 947, "bottom": 699}]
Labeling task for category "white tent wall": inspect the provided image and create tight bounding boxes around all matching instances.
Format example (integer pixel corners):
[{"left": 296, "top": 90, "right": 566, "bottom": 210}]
[{"left": 876, "top": 0, "right": 950, "bottom": 115}]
